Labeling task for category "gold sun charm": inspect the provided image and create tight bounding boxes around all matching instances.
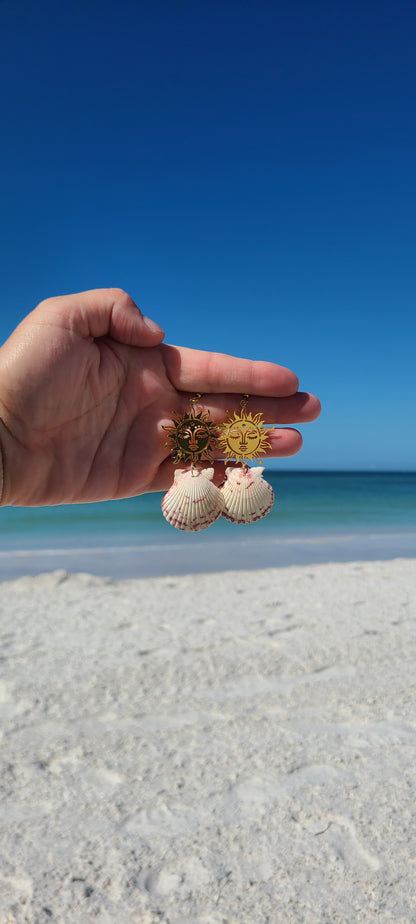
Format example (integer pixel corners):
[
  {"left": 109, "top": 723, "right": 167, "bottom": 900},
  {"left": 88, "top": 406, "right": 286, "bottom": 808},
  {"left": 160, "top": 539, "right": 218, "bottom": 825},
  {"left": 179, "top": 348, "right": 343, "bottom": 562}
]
[
  {"left": 217, "top": 407, "right": 274, "bottom": 464},
  {"left": 163, "top": 407, "right": 219, "bottom": 464}
]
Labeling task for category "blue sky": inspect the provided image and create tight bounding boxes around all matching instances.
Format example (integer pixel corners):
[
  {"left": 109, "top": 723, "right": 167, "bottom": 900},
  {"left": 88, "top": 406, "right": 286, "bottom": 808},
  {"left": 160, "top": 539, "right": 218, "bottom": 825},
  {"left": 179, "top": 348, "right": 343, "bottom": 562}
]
[{"left": 0, "top": 0, "right": 415, "bottom": 470}]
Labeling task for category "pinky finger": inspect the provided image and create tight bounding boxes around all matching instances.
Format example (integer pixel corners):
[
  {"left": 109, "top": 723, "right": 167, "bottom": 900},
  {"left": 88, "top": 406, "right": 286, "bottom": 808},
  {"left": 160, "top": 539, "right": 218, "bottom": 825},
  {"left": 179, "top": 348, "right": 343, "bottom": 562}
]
[{"left": 267, "top": 426, "right": 303, "bottom": 457}]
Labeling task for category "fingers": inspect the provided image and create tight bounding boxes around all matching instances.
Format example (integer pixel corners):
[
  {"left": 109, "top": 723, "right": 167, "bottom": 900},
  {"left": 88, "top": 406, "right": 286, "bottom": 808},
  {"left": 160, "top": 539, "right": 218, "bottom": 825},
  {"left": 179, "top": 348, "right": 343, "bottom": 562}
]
[
  {"left": 147, "top": 427, "right": 303, "bottom": 493},
  {"left": 161, "top": 343, "right": 300, "bottom": 398},
  {"left": 168, "top": 390, "right": 321, "bottom": 425},
  {"left": 38, "top": 288, "right": 165, "bottom": 347}
]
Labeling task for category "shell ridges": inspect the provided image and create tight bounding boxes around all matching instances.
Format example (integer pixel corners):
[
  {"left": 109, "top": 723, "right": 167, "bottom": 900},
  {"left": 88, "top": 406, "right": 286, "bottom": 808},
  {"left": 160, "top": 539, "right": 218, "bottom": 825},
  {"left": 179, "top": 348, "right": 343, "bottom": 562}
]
[
  {"left": 220, "top": 466, "right": 274, "bottom": 524},
  {"left": 161, "top": 467, "right": 224, "bottom": 532}
]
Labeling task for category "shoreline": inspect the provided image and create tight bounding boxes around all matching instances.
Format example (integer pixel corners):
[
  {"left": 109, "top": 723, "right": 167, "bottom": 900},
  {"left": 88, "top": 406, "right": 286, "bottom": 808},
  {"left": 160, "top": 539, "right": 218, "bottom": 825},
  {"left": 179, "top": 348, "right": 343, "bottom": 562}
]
[{"left": 0, "top": 529, "right": 415, "bottom": 581}]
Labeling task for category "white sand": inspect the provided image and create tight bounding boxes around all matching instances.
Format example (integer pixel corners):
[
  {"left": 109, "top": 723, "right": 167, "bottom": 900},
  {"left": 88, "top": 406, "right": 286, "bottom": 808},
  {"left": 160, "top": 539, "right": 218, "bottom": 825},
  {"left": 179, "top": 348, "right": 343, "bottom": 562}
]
[{"left": 0, "top": 558, "right": 415, "bottom": 923}]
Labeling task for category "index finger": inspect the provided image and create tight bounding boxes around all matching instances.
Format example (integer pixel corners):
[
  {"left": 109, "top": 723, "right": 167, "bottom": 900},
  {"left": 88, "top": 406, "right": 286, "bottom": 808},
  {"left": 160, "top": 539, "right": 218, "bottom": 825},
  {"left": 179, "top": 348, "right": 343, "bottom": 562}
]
[{"left": 160, "top": 344, "right": 299, "bottom": 397}]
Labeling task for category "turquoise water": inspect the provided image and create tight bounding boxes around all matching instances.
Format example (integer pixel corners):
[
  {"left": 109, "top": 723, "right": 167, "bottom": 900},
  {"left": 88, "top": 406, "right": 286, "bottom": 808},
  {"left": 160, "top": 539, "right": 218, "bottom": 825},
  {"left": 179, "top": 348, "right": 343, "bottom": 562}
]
[
  {"left": 1, "top": 471, "right": 415, "bottom": 545},
  {"left": 1, "top": 471, "right": 415, "bottom": 579}
]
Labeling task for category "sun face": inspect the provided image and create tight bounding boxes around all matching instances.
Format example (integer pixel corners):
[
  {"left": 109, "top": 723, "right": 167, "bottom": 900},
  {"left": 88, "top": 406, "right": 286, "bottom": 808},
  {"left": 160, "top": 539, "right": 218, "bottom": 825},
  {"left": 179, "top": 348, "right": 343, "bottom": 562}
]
[
  {"left": 217, "top": 409, "right": 273, "bottom": 464},
  {"left": 163, "top": 409, "right": 219, "bottom": 464}
]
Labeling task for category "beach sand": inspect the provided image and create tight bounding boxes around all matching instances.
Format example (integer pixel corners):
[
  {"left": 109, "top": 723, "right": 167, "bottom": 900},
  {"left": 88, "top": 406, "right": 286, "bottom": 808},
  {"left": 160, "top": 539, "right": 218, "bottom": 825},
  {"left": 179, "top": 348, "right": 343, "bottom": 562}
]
[{"left": 0, "top": 558, "right": 415, "bottom": 923}]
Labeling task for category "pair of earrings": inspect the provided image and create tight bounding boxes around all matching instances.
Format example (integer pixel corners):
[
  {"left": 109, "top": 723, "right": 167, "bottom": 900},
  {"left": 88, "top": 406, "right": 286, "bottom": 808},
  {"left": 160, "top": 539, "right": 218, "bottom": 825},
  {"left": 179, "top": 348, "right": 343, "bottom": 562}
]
[{"left": 161, "top": 395, "right": 275, "bottom": 532}]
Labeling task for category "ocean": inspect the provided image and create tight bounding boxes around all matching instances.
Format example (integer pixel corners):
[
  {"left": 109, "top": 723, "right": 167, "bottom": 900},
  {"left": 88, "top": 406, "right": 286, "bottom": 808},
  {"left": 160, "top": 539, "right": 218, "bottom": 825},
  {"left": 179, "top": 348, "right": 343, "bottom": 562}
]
[{"left": 0, "top": 471, "right": 415, "bottom": 580}]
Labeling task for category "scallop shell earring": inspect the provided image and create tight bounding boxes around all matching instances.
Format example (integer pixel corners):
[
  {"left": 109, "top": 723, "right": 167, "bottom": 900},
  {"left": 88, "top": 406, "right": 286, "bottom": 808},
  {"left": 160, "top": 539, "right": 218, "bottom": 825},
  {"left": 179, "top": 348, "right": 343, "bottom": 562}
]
[
  {"left": 220, "top": 466, "right": 274, "bottom": 524},
  {"left": 217, "top": 395, "right": 275, "bottom": 525},
  {"left": 161, "top": 466, "right": 224, "bottom": 532},
  {"left": 161, "top": 395, "right": 224, "bottom": 532}
]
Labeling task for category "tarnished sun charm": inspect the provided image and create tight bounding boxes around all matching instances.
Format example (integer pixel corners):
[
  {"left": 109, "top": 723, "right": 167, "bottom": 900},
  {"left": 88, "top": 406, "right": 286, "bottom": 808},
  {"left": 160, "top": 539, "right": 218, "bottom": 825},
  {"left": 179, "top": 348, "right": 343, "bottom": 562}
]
[
  {"left": 163, "top": 406, "right": 219, "bottom": 464},
  {"left": 217, "top": 407, "right": 274, "bottom": 464}
]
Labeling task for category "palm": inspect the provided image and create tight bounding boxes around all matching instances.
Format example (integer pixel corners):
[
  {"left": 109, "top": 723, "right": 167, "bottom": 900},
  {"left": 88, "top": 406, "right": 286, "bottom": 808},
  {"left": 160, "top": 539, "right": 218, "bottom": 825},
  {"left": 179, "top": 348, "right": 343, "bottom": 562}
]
[
  {"left": 0, "top": 289, "right": 320, "bottom": 506},
  {"left": 23, "top": 337, "right": 177, "bottom": 502}
]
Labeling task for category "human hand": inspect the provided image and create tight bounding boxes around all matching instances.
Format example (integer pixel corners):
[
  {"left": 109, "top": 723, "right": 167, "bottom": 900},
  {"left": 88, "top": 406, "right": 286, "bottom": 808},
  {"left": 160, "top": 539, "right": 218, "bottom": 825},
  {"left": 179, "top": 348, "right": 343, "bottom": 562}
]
[{"left": 0, "top": 288, "right": 320, "bottom": 506}]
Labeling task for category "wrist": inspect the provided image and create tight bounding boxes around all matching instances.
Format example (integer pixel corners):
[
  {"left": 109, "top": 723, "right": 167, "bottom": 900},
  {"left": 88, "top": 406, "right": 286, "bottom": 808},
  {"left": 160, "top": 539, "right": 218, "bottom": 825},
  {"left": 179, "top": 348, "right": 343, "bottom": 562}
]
[
  {"left": 0, "top": 397, "right": 21, "bottom": 506},
  {"left": 0, "top": 348, "right": 12, "bottom": 505},
  {"left": 0, "top": 413, "right": 28, "bottom": 507},
  {"left": 0, "top": 417, "right": 10, "bottom": 506},
  {"left": 0, "top": 434, "right": 3, "bottom": 505},
  {"left": 0, "top": 349, "right": 23, "bottom": 506}
]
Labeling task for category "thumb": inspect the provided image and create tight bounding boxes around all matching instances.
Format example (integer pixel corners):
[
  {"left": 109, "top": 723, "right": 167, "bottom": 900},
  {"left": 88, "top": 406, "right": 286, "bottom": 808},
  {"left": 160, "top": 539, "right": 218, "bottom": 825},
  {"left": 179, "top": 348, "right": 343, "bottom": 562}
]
[
  {"left": 38, "top": 288, "right": 165, "bottom": 347},
  {"left": 107, "top": 289, "right": 165, "bottom": 346}
]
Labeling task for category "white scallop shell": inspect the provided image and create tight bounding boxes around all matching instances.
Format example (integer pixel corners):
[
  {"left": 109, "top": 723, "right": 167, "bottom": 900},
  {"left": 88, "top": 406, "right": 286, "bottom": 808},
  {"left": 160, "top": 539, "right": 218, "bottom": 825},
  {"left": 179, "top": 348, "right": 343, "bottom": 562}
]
[
  {"left": 220, "top": 466, "right": 274, "bottom": 524},
  {"left": 161, "top": 467, "right": 224, "bottom": 532}
]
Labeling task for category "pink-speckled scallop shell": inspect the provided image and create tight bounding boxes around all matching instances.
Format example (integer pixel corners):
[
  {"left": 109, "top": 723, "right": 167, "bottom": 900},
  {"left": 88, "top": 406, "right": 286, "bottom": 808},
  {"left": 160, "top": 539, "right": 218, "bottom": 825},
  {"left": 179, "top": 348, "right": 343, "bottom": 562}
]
[
  {"left": 220, "top": 466, "right": 274, "bottom": 524},
  {"left": 161, "top": 467, "right": 224, "bottom": 532}
]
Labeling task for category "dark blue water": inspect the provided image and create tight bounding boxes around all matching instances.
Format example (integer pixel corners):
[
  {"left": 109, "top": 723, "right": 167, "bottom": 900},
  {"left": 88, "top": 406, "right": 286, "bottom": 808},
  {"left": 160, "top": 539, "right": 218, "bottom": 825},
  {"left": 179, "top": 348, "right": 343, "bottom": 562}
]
[{"left": 1, "top": 472, "right": 415, "bottom": 579}]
